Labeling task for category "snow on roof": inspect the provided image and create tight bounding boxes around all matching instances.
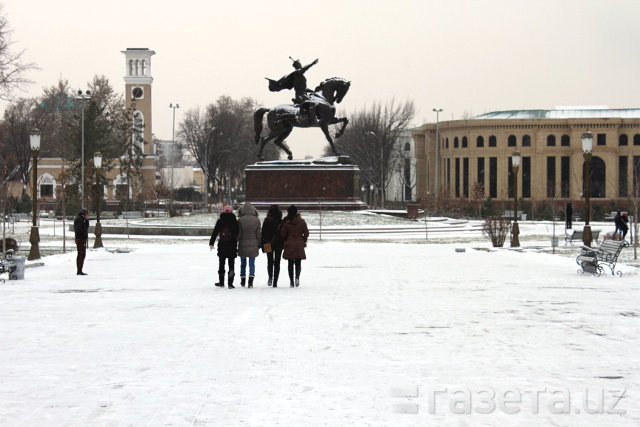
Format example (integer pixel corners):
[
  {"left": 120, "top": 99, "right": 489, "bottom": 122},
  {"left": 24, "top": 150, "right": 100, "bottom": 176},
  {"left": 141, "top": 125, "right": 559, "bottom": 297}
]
[{"left": 473, "top": 108, "right": 640, "bottom": 120}]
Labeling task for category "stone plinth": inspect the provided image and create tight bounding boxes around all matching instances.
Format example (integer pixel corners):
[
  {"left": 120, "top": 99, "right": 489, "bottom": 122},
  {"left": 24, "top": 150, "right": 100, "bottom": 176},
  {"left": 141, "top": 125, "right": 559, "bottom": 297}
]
[{"left": 245, "top": 156, "right": 367, "bottom": 210}]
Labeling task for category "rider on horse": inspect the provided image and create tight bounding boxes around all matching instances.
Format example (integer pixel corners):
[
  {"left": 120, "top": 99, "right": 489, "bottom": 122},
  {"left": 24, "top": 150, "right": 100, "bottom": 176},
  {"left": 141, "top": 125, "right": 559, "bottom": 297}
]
[{"left": 266, "top": 57, "right": 319, "bottom": 125}]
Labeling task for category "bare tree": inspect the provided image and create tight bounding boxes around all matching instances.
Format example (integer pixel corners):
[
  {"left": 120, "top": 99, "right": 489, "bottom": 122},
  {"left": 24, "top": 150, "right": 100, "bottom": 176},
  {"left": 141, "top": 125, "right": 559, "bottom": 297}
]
[
  {"left": 0, "top": 6, "right": 36, "bottom": 100},
  {"left": 0, "top": 97, "right": 36, "bottom": 188},
  {"left": 331, "top": 99, "right": 415, "bottom": 207},
  {"left": 179, "top": 96, "right": 277, "bottom": 200}
]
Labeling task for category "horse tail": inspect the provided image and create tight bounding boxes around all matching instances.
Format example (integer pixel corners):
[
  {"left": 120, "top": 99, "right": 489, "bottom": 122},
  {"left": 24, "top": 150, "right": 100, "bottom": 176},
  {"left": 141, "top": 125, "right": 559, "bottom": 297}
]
[{"left": 254, "top": 108, "right": 269, "bottom": 144}]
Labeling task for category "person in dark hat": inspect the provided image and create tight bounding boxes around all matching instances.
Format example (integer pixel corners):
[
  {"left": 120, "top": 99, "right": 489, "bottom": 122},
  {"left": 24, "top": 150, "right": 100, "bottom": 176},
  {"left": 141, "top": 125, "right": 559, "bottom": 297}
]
[
  {"left": 74, "top": 209, "right": 89, "bottom": 275},
  {"left": 280, "top": 205, "right": 309, "bottom": 287},
  {"left": 209, "top": 205, "right": 239, "bottom": 288}
]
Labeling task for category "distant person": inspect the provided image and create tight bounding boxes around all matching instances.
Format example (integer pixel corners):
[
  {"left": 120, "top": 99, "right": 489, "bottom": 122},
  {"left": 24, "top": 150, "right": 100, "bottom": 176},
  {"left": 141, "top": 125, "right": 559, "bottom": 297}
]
[
  {"left": 565, "top": 202, "right": 573, "bottom": 230},
  {"left": 209, "top": 205, "right": 239, "bottom": 288},
  {"left": 237, "top": 201, "right": 261, "bottom": 288},
  {"left": 614, "top": 211, "right": 629, "bottom": 240},
  {"left": 262, "top": 205, "right": 284, "bottom": 287},
  {"left": 280, "top": 205, "right": 309, "bottom": 287},
  {"left": 73, "top": 209, "right": 89, "bottom": 275}
]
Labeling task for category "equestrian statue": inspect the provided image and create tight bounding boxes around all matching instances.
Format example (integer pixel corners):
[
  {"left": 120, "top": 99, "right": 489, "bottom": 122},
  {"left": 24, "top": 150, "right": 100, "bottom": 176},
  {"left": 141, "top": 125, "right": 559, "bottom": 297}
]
[{"left": 255, "top": 57, "right": 350, "bottom": 160}]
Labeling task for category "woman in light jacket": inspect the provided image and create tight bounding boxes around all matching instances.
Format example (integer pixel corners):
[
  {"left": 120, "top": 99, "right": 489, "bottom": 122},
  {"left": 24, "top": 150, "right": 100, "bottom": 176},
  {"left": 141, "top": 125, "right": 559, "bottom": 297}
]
[{"left": 237, "top": 201, "right": 261, "bottom": 288}]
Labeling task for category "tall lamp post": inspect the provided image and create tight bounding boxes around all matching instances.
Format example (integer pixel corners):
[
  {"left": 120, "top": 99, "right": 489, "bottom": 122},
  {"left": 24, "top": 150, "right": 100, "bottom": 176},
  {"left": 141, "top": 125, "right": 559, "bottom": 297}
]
[
  {"left": 510, "top": 151, "right": 521, "bottom": 248},
  {"left": 169, "top": 103, "right": 180, "bottom": 200},
  {"left": 93, "top": 152, "right": 103, "bottom": 248},
  {"left": 433, "top": 108, "right": 443, "bottom": 195},
  {"left": 28, "top": 129, "right": 41, "bottom": 260},
  {"left": 581, "top": 130, "right": 593, "bottom": 247},
  {"left": 76, "top": 89, "right": 91, "bottom": 209}
]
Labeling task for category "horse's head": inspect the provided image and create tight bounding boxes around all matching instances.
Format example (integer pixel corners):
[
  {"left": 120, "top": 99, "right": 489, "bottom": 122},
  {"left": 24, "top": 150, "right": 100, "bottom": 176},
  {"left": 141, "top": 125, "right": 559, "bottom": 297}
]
[{"left": 315, "top": 77, "right": 350, "bottom": 105}]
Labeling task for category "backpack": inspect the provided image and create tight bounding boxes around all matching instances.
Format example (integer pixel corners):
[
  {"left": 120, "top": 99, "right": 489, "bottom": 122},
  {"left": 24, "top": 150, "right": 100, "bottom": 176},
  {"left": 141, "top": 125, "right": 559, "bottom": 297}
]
[{"left": 219, "top": 225, "right": 233, "bottom": 242}]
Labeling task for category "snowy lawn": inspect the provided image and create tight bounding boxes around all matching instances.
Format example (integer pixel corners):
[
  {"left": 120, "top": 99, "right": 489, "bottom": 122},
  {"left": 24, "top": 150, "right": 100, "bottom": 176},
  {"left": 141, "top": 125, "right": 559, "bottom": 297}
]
[{"left": 1, "top": 240, "right": 638, "bottom": 426}]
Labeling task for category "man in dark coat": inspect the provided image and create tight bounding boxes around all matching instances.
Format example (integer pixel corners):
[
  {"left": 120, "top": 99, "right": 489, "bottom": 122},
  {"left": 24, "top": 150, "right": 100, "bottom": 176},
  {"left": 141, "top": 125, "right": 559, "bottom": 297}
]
[
  {"left": 565, "top": 202, "right": 573, "bottom": 229},
  {"left": 209, "top": 205, "right": 239, "bottom": 288},
  {"left": 262, "top": 205, "right": 283, "bottom": 287},
  {"left": 614, "top": 211, "right": 629, "bottom": 239},
  {"left": 74, "top": 209, "right": 89, "bottom": 275},
  {"left": 280, "top": 205, "right": 309, "bottom": 287}
]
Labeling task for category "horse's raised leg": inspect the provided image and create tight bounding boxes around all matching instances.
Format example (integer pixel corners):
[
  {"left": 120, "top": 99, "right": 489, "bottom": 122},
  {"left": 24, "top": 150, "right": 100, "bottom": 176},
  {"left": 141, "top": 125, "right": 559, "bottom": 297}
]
[
  {"left": 330, "top": 117, "right": 349, "bottom": 139},
  {"left": 320, "top": 122, "right": 340, "bottom": 156}
]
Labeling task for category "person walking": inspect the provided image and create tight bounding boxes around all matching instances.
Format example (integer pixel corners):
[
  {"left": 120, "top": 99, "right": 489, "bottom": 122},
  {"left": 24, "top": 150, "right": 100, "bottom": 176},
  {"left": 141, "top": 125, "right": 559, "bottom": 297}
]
[
  {"left": 261, "top": 205, "right": 284, "bottom": 287},
  {"left": 565, "top": 202, "right": 573, "bottom": 230},
  {"left": 280, "top": 205, "right": 309, "bottom": 287},
  {"left": 74, "top": 209, "right": 90, "bottom": 275},
  {"left": 237, "top": 201, "right": 261, "bottom": 288},
  {"left": 614, "top": 211, "right": 629, "bottom": 240},
  {"left": 209, "top": 205, "right": 239, "bottom": 289}
]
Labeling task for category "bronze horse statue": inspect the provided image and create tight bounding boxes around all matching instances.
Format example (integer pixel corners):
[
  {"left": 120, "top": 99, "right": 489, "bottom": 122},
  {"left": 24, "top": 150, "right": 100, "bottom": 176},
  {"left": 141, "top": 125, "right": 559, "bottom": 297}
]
[{"left": 254, "top": 77, "right": 350, "bottom": 160}]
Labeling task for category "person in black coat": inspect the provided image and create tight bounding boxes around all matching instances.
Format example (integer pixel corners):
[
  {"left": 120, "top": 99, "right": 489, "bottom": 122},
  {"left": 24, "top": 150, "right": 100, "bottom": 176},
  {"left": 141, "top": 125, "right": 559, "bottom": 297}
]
[
  {"left": 261, "top": 205, "right": 284, "bottom": 287},
  {"left": 209, "top": 205, "right": 239, "bottom": 288},
  {"left": 614, "top": 211, "right": 629, "bottom": 239},
  {"left": 73, "top": 209, "right": 89, "bottom": 275},
  {"left": 565, "top": 202, "right": 573, "bottom": 230}
]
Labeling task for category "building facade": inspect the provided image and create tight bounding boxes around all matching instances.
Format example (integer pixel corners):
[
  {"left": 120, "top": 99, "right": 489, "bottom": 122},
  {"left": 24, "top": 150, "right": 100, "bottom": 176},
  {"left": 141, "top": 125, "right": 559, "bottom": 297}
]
[
  {"left": 412, "top": 108, "right": 640, "bottom": 210},
  {"left": 27, "top": 48, "right": 159, "bottom": 211}
]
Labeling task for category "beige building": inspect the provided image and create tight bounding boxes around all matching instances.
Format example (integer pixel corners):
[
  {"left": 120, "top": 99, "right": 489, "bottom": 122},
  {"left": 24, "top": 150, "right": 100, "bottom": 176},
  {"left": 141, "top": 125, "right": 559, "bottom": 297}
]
[
  {"left": 412, "top": 108, "right": 640, "bottom": 211},
  {"left": 28, "top": 48, "right": 158, "bottom": 211}
]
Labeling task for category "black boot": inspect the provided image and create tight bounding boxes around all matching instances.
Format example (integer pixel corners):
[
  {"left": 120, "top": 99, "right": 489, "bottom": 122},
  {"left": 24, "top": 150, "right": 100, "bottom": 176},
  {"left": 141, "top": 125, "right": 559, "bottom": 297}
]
[
  {"left": 228, "top": 271, "right": 235, "bottom": 289},
  {"left": 240, "top": 277, "right": 246, "bottom": 287},
  {"left": 273, "top": 265, "right": 279, "bottom": 287},
  {"left": 215, "top": 270, "right": 225, "bottom": 287},
  {"left": 248, "top": 276, "right": 254, "bottom": 288}
]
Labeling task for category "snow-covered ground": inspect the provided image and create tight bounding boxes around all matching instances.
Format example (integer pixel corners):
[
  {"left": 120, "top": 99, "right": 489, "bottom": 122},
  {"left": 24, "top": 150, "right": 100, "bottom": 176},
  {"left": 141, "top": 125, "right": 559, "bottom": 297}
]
[{"left": 1, "top": 214, "right": 638, "bottom": 426}]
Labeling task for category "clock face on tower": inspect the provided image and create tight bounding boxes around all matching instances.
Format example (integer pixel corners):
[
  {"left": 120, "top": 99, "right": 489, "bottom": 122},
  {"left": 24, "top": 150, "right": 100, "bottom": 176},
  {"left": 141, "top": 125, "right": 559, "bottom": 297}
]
[{"left": 132, "top": 87, "right": 144, "bottom": 99}]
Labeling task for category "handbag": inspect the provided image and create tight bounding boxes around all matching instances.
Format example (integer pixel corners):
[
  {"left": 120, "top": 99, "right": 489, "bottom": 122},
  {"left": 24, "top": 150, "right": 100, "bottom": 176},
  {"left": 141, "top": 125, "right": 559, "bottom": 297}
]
[{"left": 263, "top": 242, "right": 272, "bottom": 253}]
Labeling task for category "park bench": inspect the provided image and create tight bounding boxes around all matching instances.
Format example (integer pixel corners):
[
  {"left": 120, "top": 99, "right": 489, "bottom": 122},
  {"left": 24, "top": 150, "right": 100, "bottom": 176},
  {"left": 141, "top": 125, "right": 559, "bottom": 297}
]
[
  {"left": 576, "top": 239, "right": 629, "bottom": 276},
  {"left": 565, "top": 229, "right": 600, "bottom": 246},
  {"left": 121, "top": 211, "right": 143, "bottom": 219}
]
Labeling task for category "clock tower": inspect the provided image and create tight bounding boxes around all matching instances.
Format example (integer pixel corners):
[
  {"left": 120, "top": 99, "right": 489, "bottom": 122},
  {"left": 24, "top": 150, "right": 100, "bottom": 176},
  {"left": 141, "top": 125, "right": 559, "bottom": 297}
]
[
  {"left": 122, "top": 48, "right": 155, "bottom": 155},
  {"left": 120, "top": 48, "right": 157, "bottom": 199}
]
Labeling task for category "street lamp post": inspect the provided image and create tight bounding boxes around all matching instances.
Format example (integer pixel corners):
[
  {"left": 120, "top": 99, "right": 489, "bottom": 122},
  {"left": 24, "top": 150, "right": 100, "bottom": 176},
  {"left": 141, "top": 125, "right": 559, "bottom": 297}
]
[
  {"left": 169, "top": 103, "right": 180, "bottom": 200},
  {"left": 28, "top": 129, "right": 41, "bottom": 260},
  {"left": 433, "top": 108, "right": 443, "bottom": 195},
  {"left": 581, "top": 130, "right": 593, "bottom": 247},
  {"left": 510, "top": 151, "right": 521, "bottom": 248},
  {"left": 76, "top": 90, "right": 91, "bottom": 209},
  {"left": 93, "top": 152, "right": 103, "bottom": 248}
]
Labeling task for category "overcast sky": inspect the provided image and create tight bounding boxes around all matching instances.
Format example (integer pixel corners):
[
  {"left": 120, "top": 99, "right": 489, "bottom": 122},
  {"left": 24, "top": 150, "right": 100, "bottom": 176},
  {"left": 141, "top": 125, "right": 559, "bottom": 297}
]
[{"left": 3, "top": 0, "right": 640, "bottom": 157}]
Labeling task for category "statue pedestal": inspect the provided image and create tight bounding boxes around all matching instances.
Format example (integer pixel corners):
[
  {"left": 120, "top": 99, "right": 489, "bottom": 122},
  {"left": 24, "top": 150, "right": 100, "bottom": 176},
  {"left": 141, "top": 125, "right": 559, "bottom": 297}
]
[{"left": 245, "top": 156, "right": 367, "bottom": 210}]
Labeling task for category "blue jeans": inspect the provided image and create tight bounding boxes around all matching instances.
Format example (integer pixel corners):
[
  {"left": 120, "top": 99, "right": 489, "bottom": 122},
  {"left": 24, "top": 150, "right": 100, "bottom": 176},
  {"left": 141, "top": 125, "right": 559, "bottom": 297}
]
[{"left": 240, "top": 257, "right": 256, "bottom": 277}]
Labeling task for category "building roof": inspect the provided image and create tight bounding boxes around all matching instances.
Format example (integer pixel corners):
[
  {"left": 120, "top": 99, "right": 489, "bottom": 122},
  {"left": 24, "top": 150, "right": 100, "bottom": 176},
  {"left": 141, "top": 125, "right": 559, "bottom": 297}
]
[{"left": 472, "top": 107, "right": 640, "bottom": 120}]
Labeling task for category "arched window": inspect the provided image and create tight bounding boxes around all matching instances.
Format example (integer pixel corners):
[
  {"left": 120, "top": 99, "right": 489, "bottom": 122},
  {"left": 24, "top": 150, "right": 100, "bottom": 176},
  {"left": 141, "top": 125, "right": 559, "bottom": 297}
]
[
  {"left": 129, "top": 59, "right": 134, "bottom": 76},
  {"left": 508, "top": 135, "right": 516, "bottom": 147},
  {"left": 404, "top": 142, "right": 411, "bottom": 151},
  {"left": 476, "top": 136, "right": 484, "bottom": 147},
  {"left": 619, "top": 134, "right": 628, "bottom": 146},
  {"left": 462, "top": 136, "right": 468, "bottom": 148},
  {"left": 141, "top": 59, "right": 147, "bottom": 76},
  {"left": 454, "top": 137, "right": 459, "bottom": 148},
  {"left": 38, "top": 173, "right": 56, "bottom": 198},
  {"left": 445, "top": 137, "right": 449, "bottom": 149},
  {"left": 561, "top": 135, "right": 570, "bottom": 146},
  {"left": 489, "top": 135, "right": 497, "bottom": 147},
  {"left": 547, "top": 135, "right": 556, "bottom": 146},
  {"left": 584, "top": 156, "right": 606, "bottom": 198},
  {"left": 634, "top": 134, "right": 640, "bottom": 145},
  {"left": 522, "top": 134, "right": 531, "bottom": 147},
  {"left": 114, "top": 175, "right": 130, "bottom": 200}
]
